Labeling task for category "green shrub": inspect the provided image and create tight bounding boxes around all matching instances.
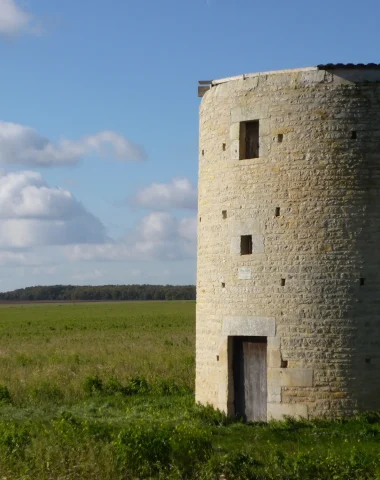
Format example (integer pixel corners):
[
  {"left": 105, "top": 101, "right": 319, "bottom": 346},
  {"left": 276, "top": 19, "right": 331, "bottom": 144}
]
[
  {"left": 27, "top": 382, "right": 63, "bottom": 404},
  {"left": 83, "top": 375, "right": 103, "bottom": 396},
  {"left": 114, "top": 422, "right": 171, "bottom": 476},
  {"left": 193, "top": 402, "right": 233, "bottom": 426},
  {"left": 153, "top": 378, "right": 183, "bottom": 395},
  {"left": 0, "top": 385, "right": 11, "bottom": 405},
  {"left": 0, "top": 422, "right": 30, "bottom": 458},
  {"left": 125, "top": 376, "right": 149, "bottom": 395},
  {"left": 171, "top": 422, "right": 212, "bottom": 476},
  {"left": 356, "top": 410, "right": 380, "bottom": 424},
  {"left": 204, "top": 452, "right": 261, "bottom": 480},
  {"left": 104, "top": 376, "right": 125, "bottom": 395}
]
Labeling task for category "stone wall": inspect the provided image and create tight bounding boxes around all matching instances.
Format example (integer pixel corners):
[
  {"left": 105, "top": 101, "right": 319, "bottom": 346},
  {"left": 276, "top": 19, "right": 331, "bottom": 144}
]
[{"left": 196, "top": 67, "right": 380, "bottom": 419}]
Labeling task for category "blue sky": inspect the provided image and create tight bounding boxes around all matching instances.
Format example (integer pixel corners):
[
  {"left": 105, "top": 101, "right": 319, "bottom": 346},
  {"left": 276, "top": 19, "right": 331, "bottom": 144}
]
[{"left": 0, "top": 0, "right": 378, "bottom": 291}]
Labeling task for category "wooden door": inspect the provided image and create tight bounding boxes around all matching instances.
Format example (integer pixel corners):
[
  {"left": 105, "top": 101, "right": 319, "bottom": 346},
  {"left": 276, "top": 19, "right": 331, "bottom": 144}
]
[{"left": 233, "top": 336, "right": 267, "bottom": 422}]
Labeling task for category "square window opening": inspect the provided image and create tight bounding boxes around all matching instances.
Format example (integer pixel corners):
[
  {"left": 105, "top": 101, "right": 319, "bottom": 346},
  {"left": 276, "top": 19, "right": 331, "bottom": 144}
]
[
  {"left": 240, "top": 235, "right": 253, "bottom": 255},
  {"left": 275, "top": 207, "right": 281, "bottom": 217},
  {"left": 278, "top": 134, "right": 283, "bottom": 143},
  {"left": 240, "top": 120, "right": 259, "bottom": 159},
  {"left": 281, "top": 359, "right": 288, "bottom": 368},
  {"left": 281, "top": 278, "right": 286, "bottom": 287},
  {"left": 351, "top": 131, "right": 357, "bottom": 140},
  {"left": 222, "top": 210, "right": 227, "bottom": 219}
]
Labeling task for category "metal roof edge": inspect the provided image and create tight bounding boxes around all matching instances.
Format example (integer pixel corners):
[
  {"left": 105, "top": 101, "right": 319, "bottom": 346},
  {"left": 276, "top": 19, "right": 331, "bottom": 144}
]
[{"left": 211, "top": 66, "right": 318, "bottom": 86}]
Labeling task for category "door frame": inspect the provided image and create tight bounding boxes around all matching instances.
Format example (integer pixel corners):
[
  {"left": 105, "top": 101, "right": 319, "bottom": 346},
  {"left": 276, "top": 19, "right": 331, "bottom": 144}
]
[{"left": 228, "top": 335, "right": 268, "bottom": 421}]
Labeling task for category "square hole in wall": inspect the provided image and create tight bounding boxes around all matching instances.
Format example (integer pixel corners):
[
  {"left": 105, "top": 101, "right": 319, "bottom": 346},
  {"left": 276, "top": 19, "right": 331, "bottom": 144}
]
[
  {"left": 351, "top": 131, "right": 357, "bottom": 140},
  {"left": 222, "top": 143, "right": 226, "bottom": 151},
  {"left": 360, "top": 278, "right": 365, "bottom": 286},
  {"left": 222, "top": 210, "right": 227, "bottom": 219},
  {"left": 278, "top": 134, "right": 283, "bottom": 143},
  {"left": 281, "top": 278, "right": 286, "bottom": 286},
  {"left": 275, "top": 207, "right": 281, "bottom": 217},
  {"left": 281, "top": 359, "right": 288, "bottom": 368},
  {"left": 240, "top": 235, "right": 253, "bottom": 255},
  {"left": 240, "top": 121, "right": 259, "bottom": 159}
]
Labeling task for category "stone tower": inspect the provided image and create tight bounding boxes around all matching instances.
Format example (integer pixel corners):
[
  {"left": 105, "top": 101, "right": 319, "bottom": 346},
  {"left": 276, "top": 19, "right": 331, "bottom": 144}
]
[{"left": 196, "top": 64, "right": 380, "bottom": 420}]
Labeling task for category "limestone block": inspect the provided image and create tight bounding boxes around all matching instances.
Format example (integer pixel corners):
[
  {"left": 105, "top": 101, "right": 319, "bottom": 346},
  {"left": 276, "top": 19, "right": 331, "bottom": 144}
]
[
  {"left": 222, "top": 316, "right": 276, "bottom": 337},
  {"left": 268, "top": 368, "right": 313, "bottom": 387},
  {"left": 238, "top": 267, "right": 252, "bottom": 280},
  {"left": 230, "top": 123, "right": 240, "bottom": 141},
  {"left": 267, "top": 403, "right": 308, "bottom": 420},
  {"left": 230, "top": 139, "right": 239, "bottom": 160},
  {"left": 268, "top": 349, "right": 282, "bottom": 368},
  {"left": 268, "top": 385, "right": 281, "bottom": 403}
]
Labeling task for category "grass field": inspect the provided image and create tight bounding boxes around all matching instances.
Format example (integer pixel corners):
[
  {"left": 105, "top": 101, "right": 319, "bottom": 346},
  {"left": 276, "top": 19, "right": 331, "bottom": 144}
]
[{"left": 1, "top": 301, "right": 380, "bottom": 479}]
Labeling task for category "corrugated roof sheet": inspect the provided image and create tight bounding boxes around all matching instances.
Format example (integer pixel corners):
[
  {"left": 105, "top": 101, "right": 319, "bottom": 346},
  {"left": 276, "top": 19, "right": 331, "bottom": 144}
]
[{"left": 318, "top": 63, "right": 380, "bottom": 70}]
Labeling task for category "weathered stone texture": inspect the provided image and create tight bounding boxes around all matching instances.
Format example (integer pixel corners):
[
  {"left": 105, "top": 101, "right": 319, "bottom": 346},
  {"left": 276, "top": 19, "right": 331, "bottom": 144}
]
[{"left": 196, "top": 67, "right": 380, "bottom": 418}]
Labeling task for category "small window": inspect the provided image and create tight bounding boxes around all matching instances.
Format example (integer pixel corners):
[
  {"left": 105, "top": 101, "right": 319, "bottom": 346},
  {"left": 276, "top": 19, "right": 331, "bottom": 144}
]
[
  {"left": 240, "top": 121, "right": 259, "bottom": 159},
  {"left": 281, "top": 359, "right": 288, "bottom": 368},
  {"left": 222, "top": 143, "right": 226, "bottom": 151},
  {"left": 351, "top": 131, "right": 357, "bottom": 140},
  {"left": 281, "top": 278, "right": 286, "bottom": 286},
  {"left": 360, "top": 278, "right": 365, "bottom": 286},
  {"left": 240, "top": 235, "right": 252, "bottom": 255},
  {"left": 222, "top": 210, "right": 227, "bottom": 219},
  {"left": 278, "top": 134, "right": 283, "bottom": 143},
  {"left": 275, "top": 207, "right": 281, "bottom": 217}
]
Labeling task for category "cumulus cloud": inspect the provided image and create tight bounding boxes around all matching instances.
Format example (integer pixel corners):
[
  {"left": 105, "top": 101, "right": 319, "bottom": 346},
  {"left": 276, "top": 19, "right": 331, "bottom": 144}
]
[
  {"left": 0, "top": 122, "right": 146, "bottom": 166},
  {"left": 66, "top": 212, "right": 197, "bottom": 262},
  {"left": 0, "top": 0, "right": 38, "bottom": 37},
  {"left": 0, "top": 171, "right": 107, "bottom": 248},
  {"left": 131, "top": 178, "right": 197, "bottom": 210},
  {"left": 0, "top": 250, "right": 34, "bottom": 266}
]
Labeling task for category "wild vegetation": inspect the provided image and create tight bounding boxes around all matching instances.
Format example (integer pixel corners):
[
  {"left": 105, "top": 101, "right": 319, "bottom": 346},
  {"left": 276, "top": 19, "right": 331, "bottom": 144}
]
[
  {"left": 0, "top": 301, "right": 380, "bottom": 479},
  {"left": 0, "top": 284, "right": 196, "bottom": 302}
]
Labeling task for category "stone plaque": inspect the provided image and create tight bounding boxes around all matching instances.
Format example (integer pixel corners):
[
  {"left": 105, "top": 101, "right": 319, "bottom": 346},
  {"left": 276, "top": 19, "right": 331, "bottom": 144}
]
[{"left": 238, "top": 267, "right": 252, "bottom": 280}]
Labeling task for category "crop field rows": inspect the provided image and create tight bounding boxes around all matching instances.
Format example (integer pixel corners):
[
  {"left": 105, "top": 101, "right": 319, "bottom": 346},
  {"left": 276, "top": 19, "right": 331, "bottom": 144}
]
[{"left": 0, "top": 301, "right": 380, "bottom": 479}]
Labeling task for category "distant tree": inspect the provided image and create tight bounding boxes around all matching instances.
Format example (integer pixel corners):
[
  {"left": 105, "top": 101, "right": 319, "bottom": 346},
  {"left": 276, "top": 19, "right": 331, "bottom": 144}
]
[{"left": 0, "top": 284, "right": 196, "bottom": 302}]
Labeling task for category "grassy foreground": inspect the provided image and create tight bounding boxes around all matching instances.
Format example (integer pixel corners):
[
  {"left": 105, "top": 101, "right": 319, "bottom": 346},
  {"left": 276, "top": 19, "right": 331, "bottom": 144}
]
[{"left": 0, "top": 301, "right": 380, "bottom": 479}]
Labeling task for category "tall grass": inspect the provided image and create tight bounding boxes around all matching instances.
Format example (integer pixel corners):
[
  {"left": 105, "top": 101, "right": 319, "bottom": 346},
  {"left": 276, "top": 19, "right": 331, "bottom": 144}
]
[{"left": 0, "top": 301, "right": 195, "bottom": 405}]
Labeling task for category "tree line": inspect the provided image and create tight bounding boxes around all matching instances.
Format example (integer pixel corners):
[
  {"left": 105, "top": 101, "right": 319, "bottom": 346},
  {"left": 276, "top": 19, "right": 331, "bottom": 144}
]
[{"left": 0, "top": 285, "right": 196, "bottom": 302}]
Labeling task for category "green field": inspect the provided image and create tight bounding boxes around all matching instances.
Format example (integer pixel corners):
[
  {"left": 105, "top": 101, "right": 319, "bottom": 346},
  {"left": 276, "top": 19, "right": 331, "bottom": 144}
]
[{"left": 1, "top": 301, "right": 380, "bottom": 479}]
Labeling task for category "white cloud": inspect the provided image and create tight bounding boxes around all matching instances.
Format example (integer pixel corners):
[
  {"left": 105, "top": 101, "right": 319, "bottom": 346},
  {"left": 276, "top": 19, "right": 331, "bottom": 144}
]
[
  {"left": 0, "top": 122, "right": 146, "bottom": 166},
  {"left": 71, "top": 268, "right": 105, "bottom": 282},
  {"left": 132, "top": 177, "right": 197, "bottom": 210},
  {"left": 66, "top": 212, "right": 197, "bottom": 262},
  {"left": 0, "top": 0, "right": 38, "bottom": 37},
  {"left": 0, "top": 171, "right": 107, "bottom": 248},
  {"left": 0, "top": 250, "right": 33, "bottom": 266}
]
